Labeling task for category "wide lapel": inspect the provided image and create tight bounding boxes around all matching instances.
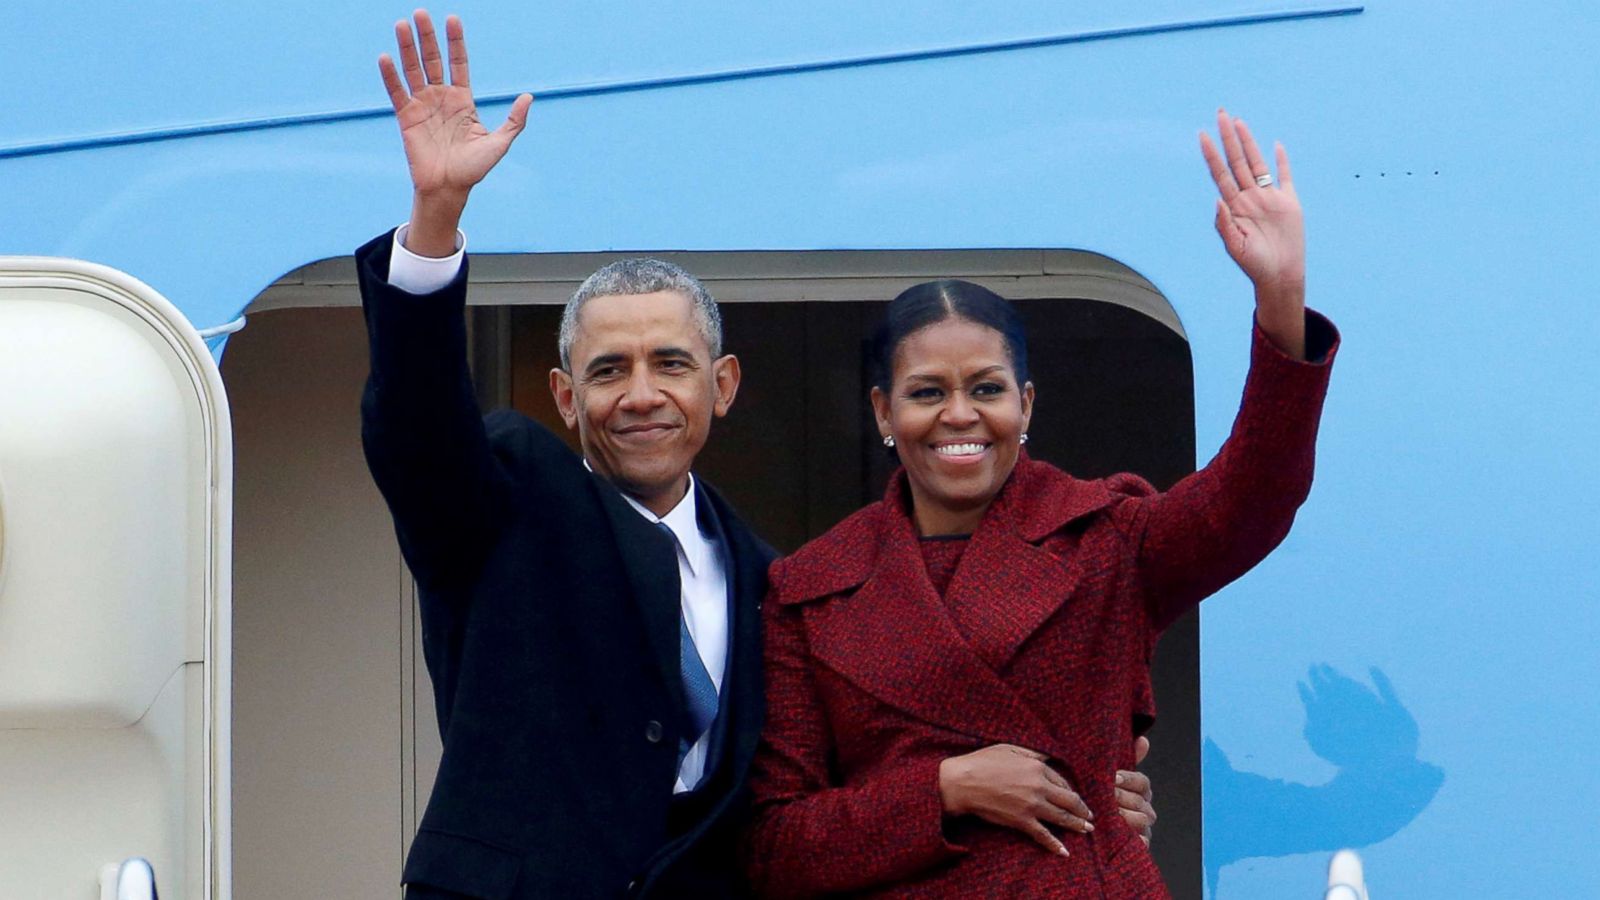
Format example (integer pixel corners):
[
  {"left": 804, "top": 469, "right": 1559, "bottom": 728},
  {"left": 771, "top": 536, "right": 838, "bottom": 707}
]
[
  {"left": 804, "top": 478, "right": 1063, "bottom": 757},
  {"left": 954, "top": 457, "right": 1126, "bottom": 670},
  {"left": 592, "top": 475, "right": 686, "bottom": 716},
  {"left": 944, "top": 488, "right": 1084, "bottom": 672}
]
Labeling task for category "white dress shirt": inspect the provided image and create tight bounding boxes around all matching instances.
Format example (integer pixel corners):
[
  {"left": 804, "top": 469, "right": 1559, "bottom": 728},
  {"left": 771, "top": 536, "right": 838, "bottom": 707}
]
[{"left": 384, "top": 225, "right": 730, "bottom": 792}]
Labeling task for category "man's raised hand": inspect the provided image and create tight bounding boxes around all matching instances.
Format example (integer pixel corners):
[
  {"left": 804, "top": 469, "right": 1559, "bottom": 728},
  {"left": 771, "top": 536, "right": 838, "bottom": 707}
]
[{"left": 378, "top": 10, "right": 533, "bottom": 256}]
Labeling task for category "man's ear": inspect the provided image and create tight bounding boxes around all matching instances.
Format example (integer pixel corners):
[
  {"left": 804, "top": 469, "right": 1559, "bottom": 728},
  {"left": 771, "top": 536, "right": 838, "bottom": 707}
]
[
  {"left": 711, "top": 354, "right": 742, "bottom": 417},
  {"left": 869, "top": 386, "right": 893, "bottom": 443},
  {"left": 549, "top": 367, "right": 579, "bottom": 430}
]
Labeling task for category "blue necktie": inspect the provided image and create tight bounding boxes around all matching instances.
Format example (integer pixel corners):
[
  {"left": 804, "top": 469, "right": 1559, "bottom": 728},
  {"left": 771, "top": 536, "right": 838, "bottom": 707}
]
[{"left": 657, "top": 522, "right": 720, "bottom": 767}]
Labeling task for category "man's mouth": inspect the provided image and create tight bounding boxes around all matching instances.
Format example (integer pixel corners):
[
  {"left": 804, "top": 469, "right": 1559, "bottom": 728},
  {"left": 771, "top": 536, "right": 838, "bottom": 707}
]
[{"left": 614, "top": 422, "right": 679, "bottom": 439}]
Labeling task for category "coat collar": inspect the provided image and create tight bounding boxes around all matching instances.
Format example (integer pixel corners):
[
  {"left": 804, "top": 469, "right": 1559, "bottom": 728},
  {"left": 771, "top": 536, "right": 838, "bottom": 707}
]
[
  {"left": 778, "top": 455, "right": 1127, "bottom": 757},
  {"left": 777, "top": 453, "right": 1121, "bottom": 605},
  {"left": 608, "top": 471, "right": 715, "bottom": 578}
]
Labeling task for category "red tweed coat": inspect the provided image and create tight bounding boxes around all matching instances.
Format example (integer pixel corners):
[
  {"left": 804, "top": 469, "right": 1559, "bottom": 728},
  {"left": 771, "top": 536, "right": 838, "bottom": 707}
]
[{"left": 744, "top": 313, "right": 1339, "bottom": 898}]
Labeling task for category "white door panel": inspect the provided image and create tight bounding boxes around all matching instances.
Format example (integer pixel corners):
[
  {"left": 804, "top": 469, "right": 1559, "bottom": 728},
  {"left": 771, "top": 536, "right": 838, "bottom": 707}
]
[{"left": 0, "top": 260, "right": 232, "bottom": 900}]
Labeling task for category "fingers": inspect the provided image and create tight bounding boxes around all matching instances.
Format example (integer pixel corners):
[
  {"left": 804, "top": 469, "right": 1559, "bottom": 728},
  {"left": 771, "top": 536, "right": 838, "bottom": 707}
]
[
  {"left": 1275, "top": 141, "right": 1295, "bottom": 191},
  {"left": 1036, "top": 803, "right": 1094, "bottom": 835},
  {"left": 445, "top": 14, "right": 470, "bottom": 88},
  {"left": 414, "top": 10, "right": 446, "bottom": 86},
  {"left": 1199, "top": 131, "right": 1239, "bottom": 201},
  {"left": 1217, "top": 108, "right": 1257, "bottom": 194},
  {"left": 1023, "top": 820, "right": 1071, "bottom": 857},
  {"left": 1037, "top": 768, "right": 1091, "bottom": 821},
  {"left": 1116, "top": 787, "right": 1156, "bottom": 823},
  {"left": 1235, "top": 118, "right": 1271, "bottom": 185},
  {"left": 1115, "top": 766, "right": 1157, "bottom": 843},
  {"left": 1116, "top": 769, "right": 1152, "bottom": 803},
  {"left": 378, "top": 54, "right": 409, "bottom": 113},
  {"left": 1040, "top": 783, "right": 1094, "bottom": 832},
  {"left": 394, "top": 18, "right": 426, "bottom": 94}
]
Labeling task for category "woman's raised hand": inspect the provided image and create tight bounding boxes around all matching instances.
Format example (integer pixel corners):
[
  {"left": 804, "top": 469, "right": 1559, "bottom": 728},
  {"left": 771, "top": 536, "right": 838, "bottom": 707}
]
[
  {"left": 938, "top": 744, "right": 1094, "bottom": 857},
  {"left": 1200, "top": 109, "right": 1307, "bottom": 358},
  {"left": 378, "top": 10, "right": 533, "bottom": 255}
]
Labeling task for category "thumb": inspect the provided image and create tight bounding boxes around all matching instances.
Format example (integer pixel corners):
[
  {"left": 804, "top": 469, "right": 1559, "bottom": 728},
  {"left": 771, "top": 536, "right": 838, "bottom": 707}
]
[
  {"left": 1215, "top": 199, "right": 1254, "bottom": 267},
  {"left": 495, "top": 92, "right": 534, "bottom": 141},
  {"left": 1133, "top": 735, "right": 1151, "bottom": 766}
]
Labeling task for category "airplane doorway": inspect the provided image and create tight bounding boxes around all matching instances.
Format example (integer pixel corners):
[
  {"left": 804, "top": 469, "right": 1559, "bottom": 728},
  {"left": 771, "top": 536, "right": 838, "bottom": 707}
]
[{"left": 230, "top": 249, "right": 1201, "bottom": 899}]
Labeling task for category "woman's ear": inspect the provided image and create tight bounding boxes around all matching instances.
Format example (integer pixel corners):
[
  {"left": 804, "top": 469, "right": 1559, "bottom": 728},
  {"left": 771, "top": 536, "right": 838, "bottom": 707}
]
[
  {"left": 869, "top": 386, "right": 893, "bottom": 441},
  {"left": 1020, "top": 381, "right": 1035, "bottom": 434}
]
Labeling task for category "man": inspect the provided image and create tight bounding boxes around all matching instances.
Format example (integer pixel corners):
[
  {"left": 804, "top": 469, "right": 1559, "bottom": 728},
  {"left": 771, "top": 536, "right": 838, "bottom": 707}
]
[{"left": 358, "top": 12, "right": 1155, "bottom": 899}]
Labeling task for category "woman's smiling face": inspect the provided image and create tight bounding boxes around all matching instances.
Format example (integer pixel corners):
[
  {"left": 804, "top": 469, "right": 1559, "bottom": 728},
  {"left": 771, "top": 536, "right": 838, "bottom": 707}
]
[{"left": 871, "top": 316, "right": 1034, "bottom": 536}]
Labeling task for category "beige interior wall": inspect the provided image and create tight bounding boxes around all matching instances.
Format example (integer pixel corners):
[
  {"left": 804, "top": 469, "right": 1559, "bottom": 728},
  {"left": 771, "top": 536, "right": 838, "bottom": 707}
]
[{"left": 222, "top": 307, "right": 435, "bottom": 900}]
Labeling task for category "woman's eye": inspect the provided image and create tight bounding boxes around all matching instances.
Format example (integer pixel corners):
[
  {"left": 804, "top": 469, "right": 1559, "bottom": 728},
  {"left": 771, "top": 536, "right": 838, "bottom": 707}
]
[
  {"left": 972, "top": 382, "right": 1006, "bottom": 397},
  {"left": 908, "top": 387, "right": 943, "bottom": 400}
]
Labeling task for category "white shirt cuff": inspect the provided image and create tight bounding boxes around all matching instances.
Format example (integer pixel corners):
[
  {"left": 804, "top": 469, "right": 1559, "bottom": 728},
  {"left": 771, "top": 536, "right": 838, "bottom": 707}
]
[{"left": 387, "top": 223, "right": 466, "bottom": 295}]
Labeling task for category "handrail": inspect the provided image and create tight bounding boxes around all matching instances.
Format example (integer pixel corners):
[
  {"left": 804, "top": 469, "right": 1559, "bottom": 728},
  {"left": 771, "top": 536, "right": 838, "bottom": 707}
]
[
  {"left": 1325, "top": 849, "right": 1369, "bottom": 900},
  {"left": 100, "top": 857, "right": 158, "bottom": 900}
]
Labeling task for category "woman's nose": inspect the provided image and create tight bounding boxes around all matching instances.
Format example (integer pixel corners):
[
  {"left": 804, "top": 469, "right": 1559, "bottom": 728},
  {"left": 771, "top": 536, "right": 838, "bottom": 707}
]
[{"left": 940, "top": 392, "right": 979, "bottom": 427}]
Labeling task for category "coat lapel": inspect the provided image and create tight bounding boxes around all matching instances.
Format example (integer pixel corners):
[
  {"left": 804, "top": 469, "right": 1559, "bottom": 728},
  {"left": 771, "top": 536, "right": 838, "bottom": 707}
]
[
  {"left": 803, "top": 479, "right": 1064, "bottom": 757},
  {"left": 944, "top": 487, "right": 1085, "bottom": 671},
  {"left": 592, "top": 475, "right": 686, "bottom": 716},
  {"left": 966, "top": 457, "right": 1129, "bottom": 668},
  {"left": 698, "top": 481, "right": 773, "bottom": 783}
]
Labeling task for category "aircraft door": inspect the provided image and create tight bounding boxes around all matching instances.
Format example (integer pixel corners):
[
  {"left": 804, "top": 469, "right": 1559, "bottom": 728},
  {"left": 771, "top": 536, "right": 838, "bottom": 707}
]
[{"left": 0, "top": 259, "right": 232, "bottom": 900}]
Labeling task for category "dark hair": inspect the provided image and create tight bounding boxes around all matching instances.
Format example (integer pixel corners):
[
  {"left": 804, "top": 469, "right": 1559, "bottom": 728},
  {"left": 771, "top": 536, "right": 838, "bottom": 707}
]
[{"left": 870, "top": 279, "right": 1030, "bottom": 391}]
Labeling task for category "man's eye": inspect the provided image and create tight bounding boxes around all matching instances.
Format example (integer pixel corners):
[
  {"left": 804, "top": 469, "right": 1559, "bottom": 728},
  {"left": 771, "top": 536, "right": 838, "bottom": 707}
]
[{"left": 591, "top": 367, "right": 621, "bottom": 380}]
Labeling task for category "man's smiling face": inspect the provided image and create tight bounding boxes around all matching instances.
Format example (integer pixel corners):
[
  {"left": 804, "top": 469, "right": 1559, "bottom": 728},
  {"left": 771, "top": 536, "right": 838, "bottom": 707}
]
[{"left": 550, "top": 290, "right": 740, "bottom": 515}]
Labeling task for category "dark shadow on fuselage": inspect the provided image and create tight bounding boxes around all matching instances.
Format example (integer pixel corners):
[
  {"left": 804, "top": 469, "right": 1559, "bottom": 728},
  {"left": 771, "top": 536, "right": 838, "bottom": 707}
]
[{"left": 1202, "top": 665, "right": 1443, "bottom": 898}]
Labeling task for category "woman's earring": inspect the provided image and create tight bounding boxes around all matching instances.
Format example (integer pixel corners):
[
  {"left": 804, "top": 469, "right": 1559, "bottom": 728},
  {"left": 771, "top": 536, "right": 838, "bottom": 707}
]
[
  {"left": 883, "top": 435, "right": 896, "bottom": 448},
  {"left": 1020, "top": 433, "right": 1029, "bottom": 445}
]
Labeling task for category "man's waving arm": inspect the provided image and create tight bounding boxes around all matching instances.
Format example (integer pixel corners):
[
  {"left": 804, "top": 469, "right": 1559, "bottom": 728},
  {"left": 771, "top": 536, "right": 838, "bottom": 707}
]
[{"left": 359, "top": 11, "right": 534, "bottom": 591}]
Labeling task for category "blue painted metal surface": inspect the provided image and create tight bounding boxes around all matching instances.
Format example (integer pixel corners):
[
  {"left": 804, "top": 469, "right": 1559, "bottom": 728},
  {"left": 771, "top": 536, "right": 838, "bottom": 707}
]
[{"left": 7, "top": 2, "right": 1598, "bottom": 896}]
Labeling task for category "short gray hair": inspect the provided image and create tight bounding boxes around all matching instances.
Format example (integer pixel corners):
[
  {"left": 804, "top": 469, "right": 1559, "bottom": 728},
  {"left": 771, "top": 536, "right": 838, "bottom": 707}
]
[{"left": 559, "top": 258, "right": 723, "bottom": 370}]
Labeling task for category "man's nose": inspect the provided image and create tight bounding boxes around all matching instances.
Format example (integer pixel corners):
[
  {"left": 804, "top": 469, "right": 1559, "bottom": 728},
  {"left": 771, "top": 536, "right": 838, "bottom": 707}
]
[{"left": 617, "top": 368, "right": 666, "bottom": 411}]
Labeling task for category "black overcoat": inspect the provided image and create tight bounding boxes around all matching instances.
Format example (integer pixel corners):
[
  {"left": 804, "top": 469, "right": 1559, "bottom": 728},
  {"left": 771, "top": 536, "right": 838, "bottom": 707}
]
[{"left": 357, "top": 232, "right": 773, "bottom": 899}]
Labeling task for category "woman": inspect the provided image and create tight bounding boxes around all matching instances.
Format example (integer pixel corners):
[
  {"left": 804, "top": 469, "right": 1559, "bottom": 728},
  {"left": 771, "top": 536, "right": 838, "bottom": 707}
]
[{"left": 743, "top": 111, "right": 1339, "bottom": 898}]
